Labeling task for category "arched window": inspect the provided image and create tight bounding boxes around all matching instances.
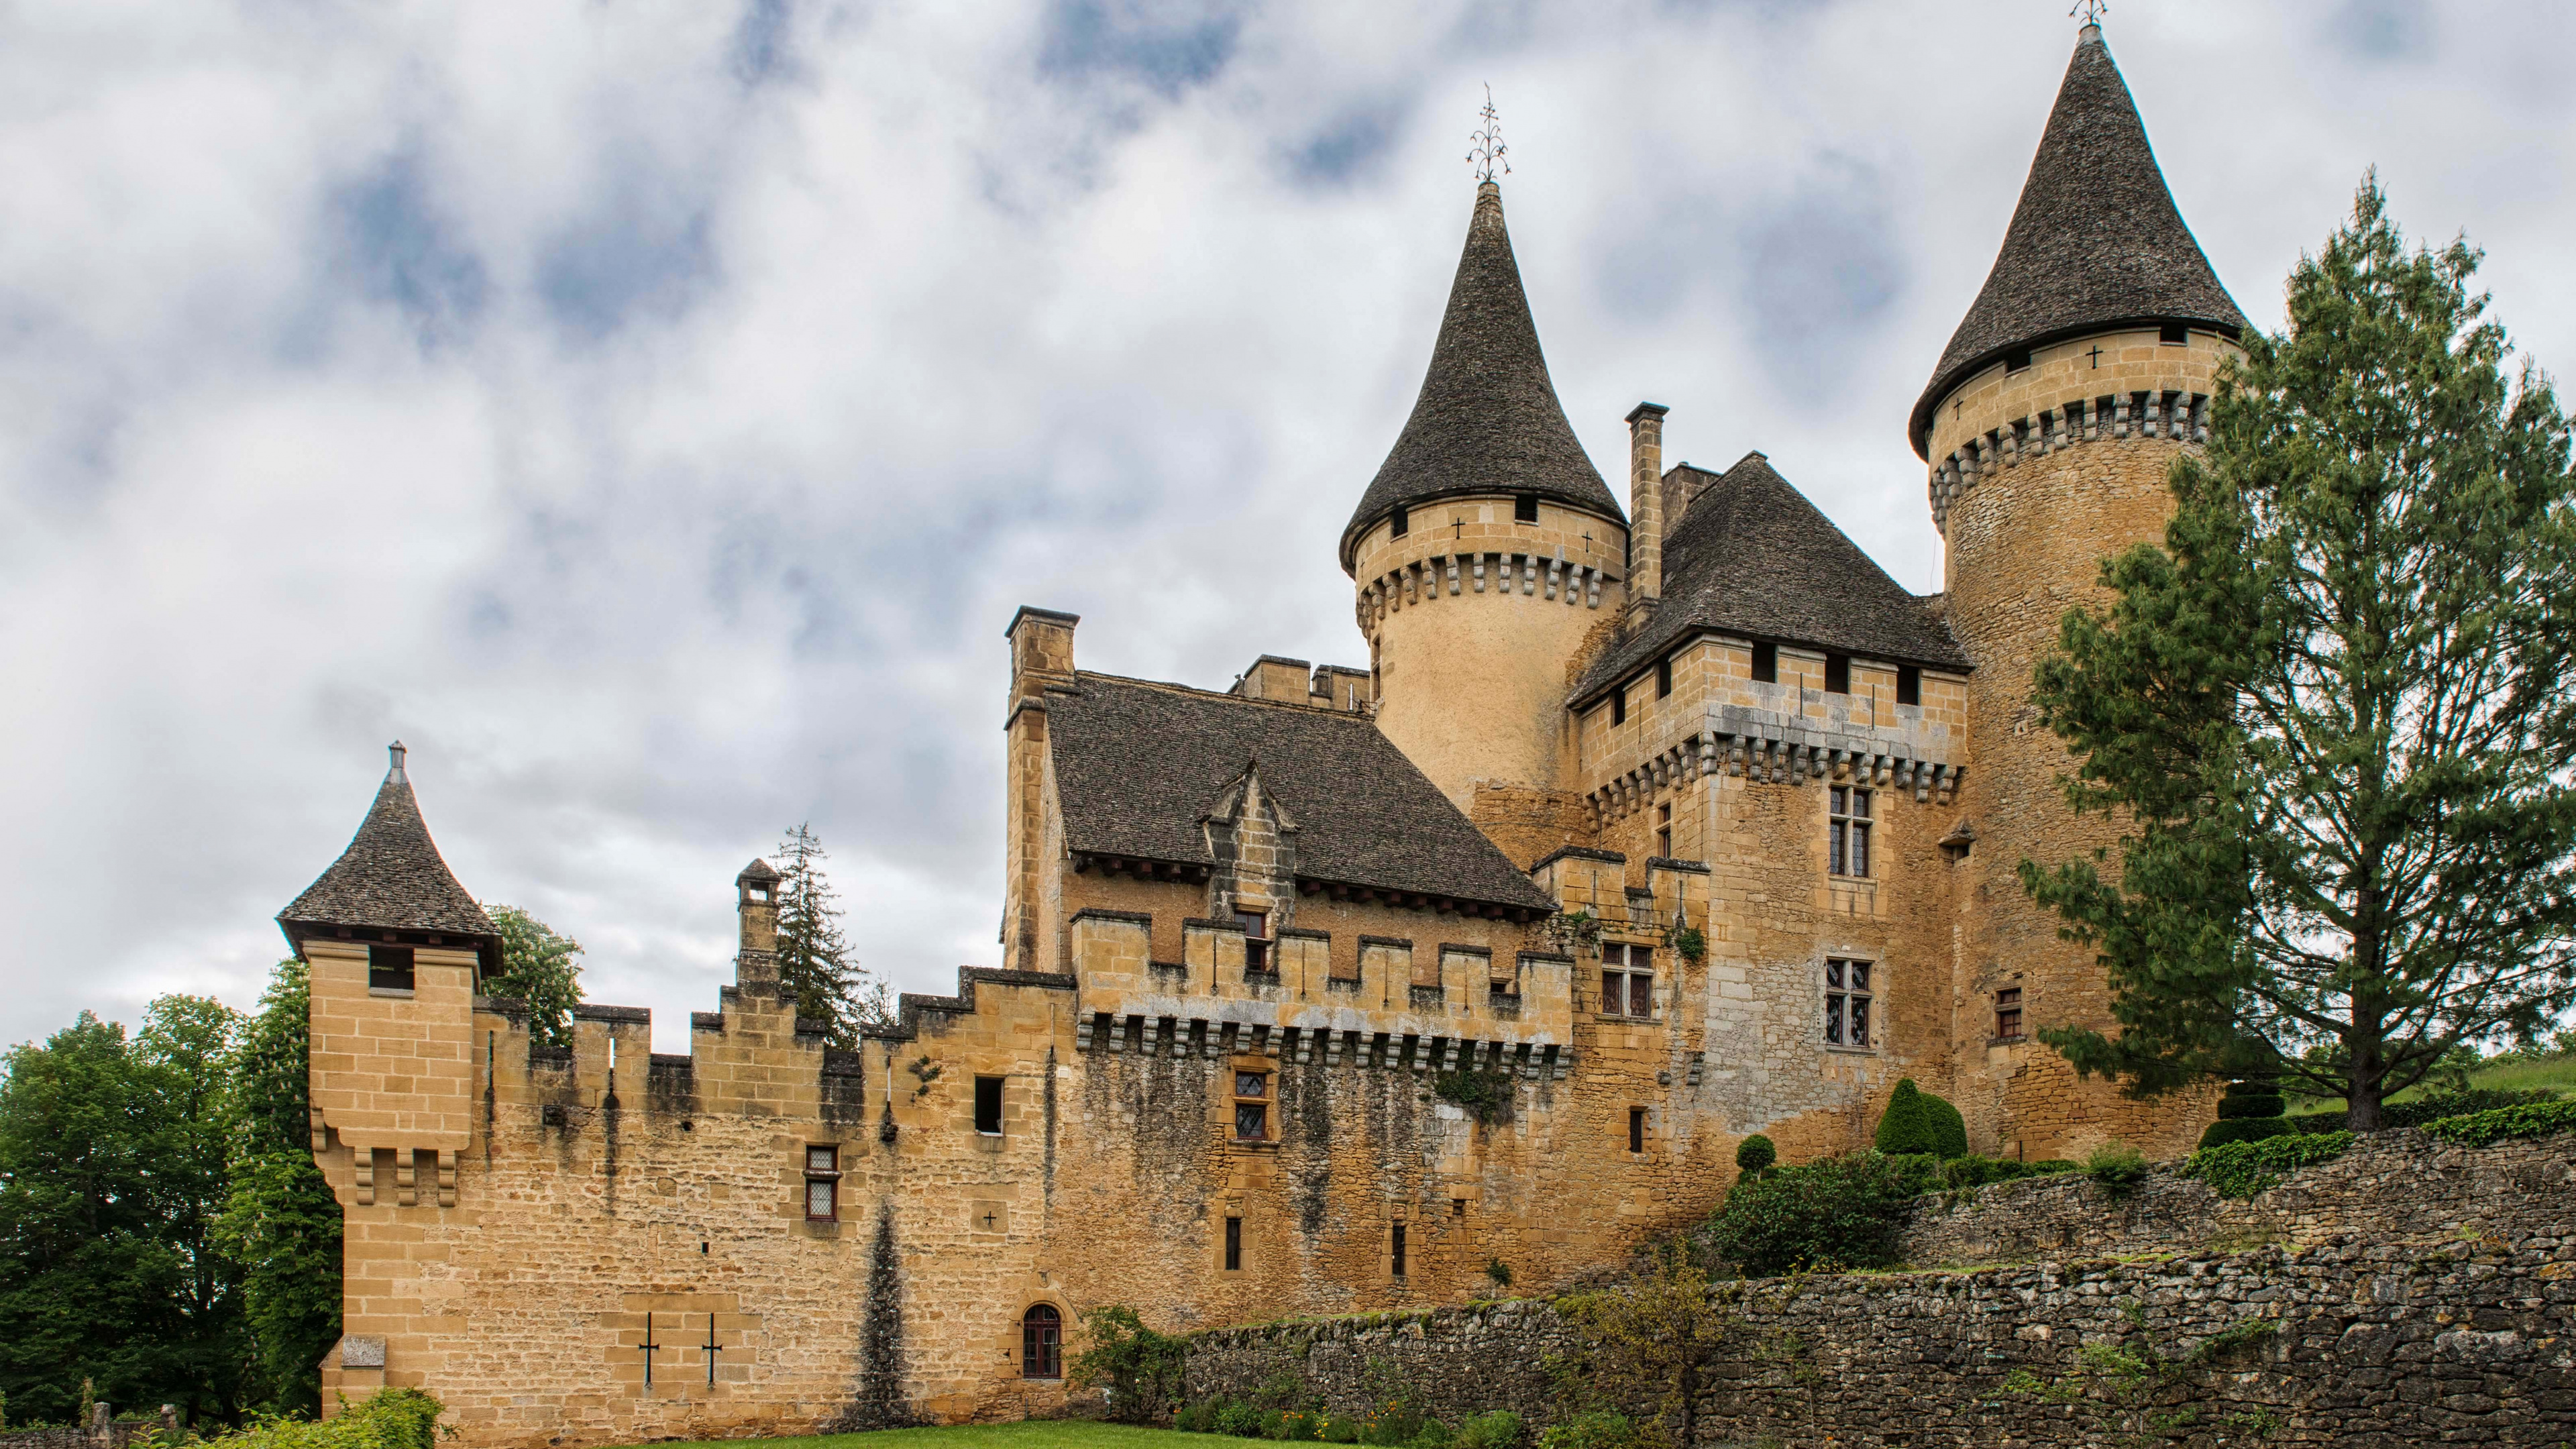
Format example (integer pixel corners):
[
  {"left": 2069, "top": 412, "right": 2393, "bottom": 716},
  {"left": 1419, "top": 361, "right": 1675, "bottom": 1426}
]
[{"left": 1022, "top": 1303, "right": 1063, "bottom": 1379}]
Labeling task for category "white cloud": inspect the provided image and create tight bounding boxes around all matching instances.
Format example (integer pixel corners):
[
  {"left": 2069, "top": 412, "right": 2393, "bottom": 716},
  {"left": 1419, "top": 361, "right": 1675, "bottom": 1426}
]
[{"left": 5, "top": 0, "right": 2573, "bottom": 1051}]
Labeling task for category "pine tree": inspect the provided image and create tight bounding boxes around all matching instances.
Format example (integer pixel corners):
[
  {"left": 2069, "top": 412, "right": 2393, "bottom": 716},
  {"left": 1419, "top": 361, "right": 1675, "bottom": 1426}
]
[
  {"left": 484, "top": 906, "right": 585, "bottom": 1050},
  {"left": 213, "top": 961, "right": 342, "bottom": 1414},
  {"left": 2025, "top": 176, "right": 2576, "bottom": 1130},
  {"left": 773, "top": 824, "right": 890, "bottom": 1048}
]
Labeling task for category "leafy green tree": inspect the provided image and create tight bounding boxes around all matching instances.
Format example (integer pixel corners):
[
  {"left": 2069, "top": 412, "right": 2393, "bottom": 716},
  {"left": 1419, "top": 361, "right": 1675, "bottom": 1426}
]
[
  {"left": 2024, "top": 177, "right": 2576, "bottom": 1130},
  {"left": 484, "top": 906, "right": 585, "bottom": 1049},
  {"left": 773, "top": 824, "right": 890, "bottom": 1048},
  {"left": 1556, "top": 1247, "right": 1734, "bottom": 1448},
  {"left": 214, "top": 961, "right": 342, "bottom": 1414},
  {"left": 0, "top": 1000, "right": 250, "bottom": 1424}
]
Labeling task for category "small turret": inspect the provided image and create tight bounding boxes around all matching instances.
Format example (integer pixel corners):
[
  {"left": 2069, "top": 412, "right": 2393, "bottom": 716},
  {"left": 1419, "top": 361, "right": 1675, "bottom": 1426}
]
[{"left": 1345, "top": 181, "right": 1629, "bottom": 812}]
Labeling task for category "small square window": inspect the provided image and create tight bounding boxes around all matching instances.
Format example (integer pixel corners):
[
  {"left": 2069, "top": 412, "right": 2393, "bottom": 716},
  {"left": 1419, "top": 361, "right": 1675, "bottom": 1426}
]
[
  {"left": 1236, "top": 1071, "right": 1267, "bottom": 1098},
  {"left": 975, "top": 1076, "right": 1004, "bottom": 1135},
  {"left": 2159, "top": 322, "right": 2188, "bottom": 345},
  {"left": 1896, "top": 665, "right": 1921, "bottom": 706},
  {"left": 1236, "top": 1102, "right": 1269, "bottom": 1141},
  {"left": 368, "top": 945, "right": 415, "bottom": 991},
  {"left": 804, "top": 1144, "right": 840, "bottom": 1222},
  {"left": 1824, "top": 959, "right": 1874, "bottom": 1049},
  {"left": 1751, "top": 642, "right": 1777, "bottom": 684},
  {"left": 1514, "top": 492, "right": 1539, "bottom": 523},
  {"left": 2004, "top": 347, "right": 2033, "bottom": 372},
  {"left": 1824, "top": 653, "right": 1849, "bottom": 695},
  {"left": 1829, "top": 788, "right": 1873, "bottom": 878},
  {"left": 1238, "top": 910, "right": 1270, "bottom": 973}
]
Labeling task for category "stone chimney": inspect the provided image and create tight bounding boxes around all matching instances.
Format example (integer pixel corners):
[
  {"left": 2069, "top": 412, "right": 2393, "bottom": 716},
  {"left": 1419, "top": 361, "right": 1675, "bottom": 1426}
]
[
  {"left": 1624, "top": 402, "right": 1668, "bottom": 626},
  {"left": 1002, "top": 606, "right": 1080, "bottom": 971},
  {"left": 735, "top": 859, "right": 782, "bottom": 988}
]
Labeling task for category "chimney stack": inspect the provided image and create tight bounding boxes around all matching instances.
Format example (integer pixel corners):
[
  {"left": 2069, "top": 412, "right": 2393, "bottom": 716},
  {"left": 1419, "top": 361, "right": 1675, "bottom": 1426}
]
[
  {"left": 1624, "top": 403, "right": 1669, "bottom": 625},
  {"left": 735, "top": 859, "right": 782, "bottom": 987},
  {"left": 1002, "top": 606, "right": 1081, "bottom": 971}
]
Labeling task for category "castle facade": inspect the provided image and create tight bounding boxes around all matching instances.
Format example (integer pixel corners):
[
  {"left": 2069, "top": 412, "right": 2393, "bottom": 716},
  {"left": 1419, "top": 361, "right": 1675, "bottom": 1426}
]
[{"left": 286, "top": 24, "right": 2244, "bottom": 1442}]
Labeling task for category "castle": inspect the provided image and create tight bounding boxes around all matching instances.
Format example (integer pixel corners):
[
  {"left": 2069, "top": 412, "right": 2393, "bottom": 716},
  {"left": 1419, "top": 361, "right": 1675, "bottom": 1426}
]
[{"left": 284, "top": 23, "right": 2247, "bottom": 1442}]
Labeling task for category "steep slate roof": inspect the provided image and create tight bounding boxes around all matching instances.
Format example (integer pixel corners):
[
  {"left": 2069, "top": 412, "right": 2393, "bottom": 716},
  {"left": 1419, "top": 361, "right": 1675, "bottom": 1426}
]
[
  {"left": 1045, "top": 673, "right": 1554, "bottom": 910},
  {"left": 1572, "top": 453, "right": 1971, "bottom": 706},
  {"left": 1909, "top": 24, "right": 2247, "bottom": 456},
  {"left": 278, "top": 745, "right": 499, "bottom": 945},
  {"left": 1341, "top": 182, "right": 1621, "bottom": 568}
]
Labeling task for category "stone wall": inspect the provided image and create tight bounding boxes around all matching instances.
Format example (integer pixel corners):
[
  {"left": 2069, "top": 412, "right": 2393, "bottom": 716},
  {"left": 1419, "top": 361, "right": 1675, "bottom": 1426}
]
[
  {"left": 1899, "top": 1126, "right": 2573, "bottom": 1268},
  {"left": 1187, "top": 1130, "right": 2576, "bottom": 1447}
]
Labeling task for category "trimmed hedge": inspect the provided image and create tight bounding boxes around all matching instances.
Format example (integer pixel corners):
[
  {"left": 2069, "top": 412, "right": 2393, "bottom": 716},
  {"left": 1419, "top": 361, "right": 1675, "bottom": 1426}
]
[
  {"left": 2421, "top": 1097, "right": 2576, "bottom": 1148},
  {"left": 2216, "top": 1093, "right": 2288, "bottom": 1120},
  {"left": 2186, "top": 1130, "right": 2354, "bottom": 1199},
  {"left": 2279, "top": 1087, "right": 2562, "bottom": 1134},
  {"left": 1735, "top": 1134, "right": 1776, "bottom": 1173},
  {"left": 2198, "top": 1117, "right": 2297, "bottom": 1148}
]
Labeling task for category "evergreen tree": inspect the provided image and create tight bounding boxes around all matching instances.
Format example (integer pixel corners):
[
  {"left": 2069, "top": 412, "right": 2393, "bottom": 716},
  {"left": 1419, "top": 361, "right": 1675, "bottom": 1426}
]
[
  {"left": 773, "top": 824, "right": 890, "bottom": 1048},
  {"left": 484, "top": 906, "right": 585, "bottom": 1050},
  {"left": 2025, "top": 176, "right": 2576, "bottom": 1130},
  {"left": 213, "top": 961, "right": 342, "bottom": 1415}
]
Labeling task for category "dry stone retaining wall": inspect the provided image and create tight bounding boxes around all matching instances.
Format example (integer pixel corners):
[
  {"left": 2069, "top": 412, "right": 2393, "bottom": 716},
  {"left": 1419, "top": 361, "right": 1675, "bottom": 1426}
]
[{"left": 1188, "top": 1130, "right": 2576, "bottom": 1446}]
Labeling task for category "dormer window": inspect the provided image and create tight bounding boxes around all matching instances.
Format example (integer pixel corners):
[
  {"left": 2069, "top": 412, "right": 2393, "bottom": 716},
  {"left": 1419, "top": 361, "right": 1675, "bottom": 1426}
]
[
  {"left": 1514, "top": 492, "right": 1539, "bottom": 523},
  {"left": 1391, "top": 504, "right": 1409, "bottom": 538}
]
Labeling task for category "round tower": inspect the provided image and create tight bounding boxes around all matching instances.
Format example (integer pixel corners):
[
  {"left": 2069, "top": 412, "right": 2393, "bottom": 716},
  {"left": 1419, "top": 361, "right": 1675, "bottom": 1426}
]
[
  {"left": 1917, "top": 21, "right": 2245, "bottom": 1161},
  {"left": 1344, "top": 180, "right": 1628, "bottom": 815}
]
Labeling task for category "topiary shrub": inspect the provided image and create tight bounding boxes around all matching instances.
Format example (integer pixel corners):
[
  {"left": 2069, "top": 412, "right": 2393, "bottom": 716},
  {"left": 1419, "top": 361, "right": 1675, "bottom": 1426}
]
[
  {"left": 2198, "top": 1116, "right": 2297, "bottom": 1149},
  {"left": 1734, "top": 1134, "right": 1776, "bottom": 1174},
  {"left": 1874, "top": 1079, "right": 1938, "bottom": 1156},
  {"left": 1923, "top": 1089, "right": 1969, "bottom": 1159}
]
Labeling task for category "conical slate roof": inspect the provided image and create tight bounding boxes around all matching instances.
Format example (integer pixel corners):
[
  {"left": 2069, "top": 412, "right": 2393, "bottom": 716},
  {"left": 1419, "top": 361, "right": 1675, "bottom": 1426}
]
[
  {"left": 278, "top": 743, "right": 498, "bottom": 945},
  {"left": 1909, "top": 24, "right": 2247, "bottom": 455},
  {"left": 1341, "top": 182, "right": 1621, "bottom": 567}
]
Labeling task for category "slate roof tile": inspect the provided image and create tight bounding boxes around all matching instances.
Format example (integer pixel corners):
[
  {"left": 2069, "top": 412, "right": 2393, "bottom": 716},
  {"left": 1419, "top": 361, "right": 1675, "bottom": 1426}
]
[
  {"left": 278, "top": 747, "right": 498, "bottom": 945},
  {"left": 1342, "top": 182, "right": 1621, "bottom": 567},
  {"left": 1046, "top": 674, "right": 1554, "bottom": 911},
  {"left": 1572, "top": 452, "right": 1971, "bottom": 705},
  {"left": 1910, "top": 25, "right": 2247, "bottom": 455}
]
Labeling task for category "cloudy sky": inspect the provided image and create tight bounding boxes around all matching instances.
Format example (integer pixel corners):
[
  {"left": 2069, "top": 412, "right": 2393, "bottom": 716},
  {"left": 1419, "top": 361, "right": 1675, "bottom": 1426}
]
[{"left": 5, "top": 0, "right": 2570, "bottom": 1053}]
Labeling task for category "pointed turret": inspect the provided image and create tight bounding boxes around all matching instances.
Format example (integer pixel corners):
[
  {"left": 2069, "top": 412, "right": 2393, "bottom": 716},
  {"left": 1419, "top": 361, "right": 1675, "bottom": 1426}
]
[
  {"left": 278, "top": 741, "right": 499, "bottom": 969},
  {"left": 1908, "top": 22, "right": 2247, "bottom": 455},
  {"left": 1340, "top": 181, "right": 1620, "bottom": 568}
]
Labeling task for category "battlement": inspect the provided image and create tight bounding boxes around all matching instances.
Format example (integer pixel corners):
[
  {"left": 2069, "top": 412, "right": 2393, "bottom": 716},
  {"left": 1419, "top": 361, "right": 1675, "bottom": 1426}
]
[{"left": 1357, "top": 547, "right": 1616, "bottom": 636}]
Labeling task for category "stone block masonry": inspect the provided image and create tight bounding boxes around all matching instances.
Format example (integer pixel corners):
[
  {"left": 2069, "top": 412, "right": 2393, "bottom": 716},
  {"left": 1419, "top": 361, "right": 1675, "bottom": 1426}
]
[{"left": 1188, "top": 1129, "right": 2576, "bottom": 1446}]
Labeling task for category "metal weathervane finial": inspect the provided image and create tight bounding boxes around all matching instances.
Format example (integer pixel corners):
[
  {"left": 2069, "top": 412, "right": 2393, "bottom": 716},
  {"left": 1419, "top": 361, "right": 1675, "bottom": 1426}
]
[
  {"left": 2070, "top": 0, "right": 2107, "bottom": 25},
  {"left": 1467, "top": 85, "right": 1509, "bottom": 184}
]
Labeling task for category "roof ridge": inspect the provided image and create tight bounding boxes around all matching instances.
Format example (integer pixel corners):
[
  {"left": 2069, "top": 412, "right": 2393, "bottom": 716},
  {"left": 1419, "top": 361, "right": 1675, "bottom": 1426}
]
[
  {"left": 1075, "top": 669, "right": 1373, "bottom": 720},
  {"left": 1909, "top": 25, "right": 2245, "bottom": 455},
  {"left": 1339, "top": 182, "right": 1621, "bottom": 567}
]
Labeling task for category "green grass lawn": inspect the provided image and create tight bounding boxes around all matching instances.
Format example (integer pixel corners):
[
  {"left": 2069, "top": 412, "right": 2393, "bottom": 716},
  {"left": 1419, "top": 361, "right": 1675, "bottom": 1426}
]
[
  {"left": 2286, "top": 1052, "right": 2576, "bottom": 1112},
  {"left": 619, "top": 1422, "right": 1218, "bottom": 1449}
]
